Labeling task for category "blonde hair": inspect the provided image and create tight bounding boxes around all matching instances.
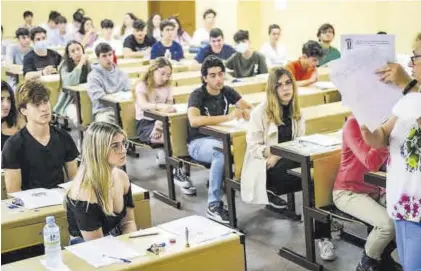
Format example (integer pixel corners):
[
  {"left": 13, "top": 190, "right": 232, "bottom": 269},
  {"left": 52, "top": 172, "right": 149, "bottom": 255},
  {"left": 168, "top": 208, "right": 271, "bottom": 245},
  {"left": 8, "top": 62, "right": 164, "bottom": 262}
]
[
  {"left": 67, "top": 122, "right": 127, "bottom": 216},
  {"left": 413, "top": 32, "right": 421, "bottom": 50},
  {"left": 265, "top": 68, "right": 301, "bottom": 126}
]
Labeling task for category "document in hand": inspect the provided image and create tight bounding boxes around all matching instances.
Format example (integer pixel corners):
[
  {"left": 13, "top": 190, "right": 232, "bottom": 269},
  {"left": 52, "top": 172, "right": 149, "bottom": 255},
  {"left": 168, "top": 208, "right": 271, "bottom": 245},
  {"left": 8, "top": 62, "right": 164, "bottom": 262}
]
[
  {"left": 330, "top": 47, "right": 402, "bottom": 132},
  {"left": 8, "top": 188, "right": 64, "bottom": 209}
]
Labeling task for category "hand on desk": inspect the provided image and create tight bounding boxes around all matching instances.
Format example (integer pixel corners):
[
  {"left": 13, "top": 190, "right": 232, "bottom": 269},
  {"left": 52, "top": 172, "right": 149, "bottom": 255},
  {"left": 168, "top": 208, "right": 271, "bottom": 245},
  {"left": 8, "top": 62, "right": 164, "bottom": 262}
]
[
  {"left": 42, "top": 65, "right": 57, "bottom": 75},
  {"left": 242, "top": 109, "right": 251, "bottom": 121},
  {"left": 229, "top": 108, "right": 244, "bottom": 121},
  {"left": 163, "top": 104, "right": 176, "bottom": 113},
  {"left": 309, "top": 71, "right": 318, "bottom": 84}
]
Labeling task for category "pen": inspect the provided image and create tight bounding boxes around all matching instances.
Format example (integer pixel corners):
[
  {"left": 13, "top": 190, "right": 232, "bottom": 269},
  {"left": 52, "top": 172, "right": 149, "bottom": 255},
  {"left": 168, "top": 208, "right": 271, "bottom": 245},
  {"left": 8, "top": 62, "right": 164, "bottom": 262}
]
[
  {"left": 185, "top": 227, "right": 190, "bottom": 248},
  {"left": 102, "top": 254, "right": 131, "bottom": 263},
  {"left": 129, "top": 232, "right": 159, "bottom": 239}
]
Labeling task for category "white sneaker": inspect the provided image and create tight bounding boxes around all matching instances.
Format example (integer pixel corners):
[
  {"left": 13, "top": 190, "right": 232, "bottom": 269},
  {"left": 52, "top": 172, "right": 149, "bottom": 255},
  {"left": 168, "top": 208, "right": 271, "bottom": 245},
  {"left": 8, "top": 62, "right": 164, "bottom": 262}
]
[
  {"left": 318, "top": 239, "right": 336, "bottom": 261},
  {"left": 155, "top": 150, "right": 166, "bottom": 167},
  {"left": 173, "top": 168, "right": 197, "bottom": 195}
]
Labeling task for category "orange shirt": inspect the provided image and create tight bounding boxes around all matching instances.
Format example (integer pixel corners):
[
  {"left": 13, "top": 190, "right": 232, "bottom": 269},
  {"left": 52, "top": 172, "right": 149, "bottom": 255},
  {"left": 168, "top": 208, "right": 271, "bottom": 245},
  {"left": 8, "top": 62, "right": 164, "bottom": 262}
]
[{"left": 286, "top": 59, "right": 315, "bottom": 81}]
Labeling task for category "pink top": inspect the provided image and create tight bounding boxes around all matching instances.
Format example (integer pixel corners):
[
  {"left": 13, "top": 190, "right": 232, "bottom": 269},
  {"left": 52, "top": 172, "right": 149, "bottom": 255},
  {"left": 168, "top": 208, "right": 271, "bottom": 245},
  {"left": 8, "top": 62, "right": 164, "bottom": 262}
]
[
  {"left": 135, "top": 81, "right": 173, "bottom": 121},
  {"left": 74, "top": 32, "right": 98, "bottom": 48},
  {"left": 173, "top": 31, "right": 192, "bottom": 47},
  {"left": 334, "top": 115, "right": 389, "bottom": 195}
]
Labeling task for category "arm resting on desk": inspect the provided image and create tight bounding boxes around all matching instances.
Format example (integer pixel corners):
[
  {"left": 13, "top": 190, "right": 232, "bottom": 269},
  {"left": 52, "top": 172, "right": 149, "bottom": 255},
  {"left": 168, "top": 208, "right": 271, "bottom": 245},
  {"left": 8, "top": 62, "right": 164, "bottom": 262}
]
[
  {"left": 361, "top": 116, "right": 397, "bottom": 149},
  {"left": 24, "top": 70, "right": 43, "bottom": 80},
  {"left": 188, "top": 107, "right": 231, "bottom": 127},
  {"left": 4, "top": 169, "right": 22, "bottom": 193},
  {"left": 123, "top": 48, "right": 149, "bottom": 59}
]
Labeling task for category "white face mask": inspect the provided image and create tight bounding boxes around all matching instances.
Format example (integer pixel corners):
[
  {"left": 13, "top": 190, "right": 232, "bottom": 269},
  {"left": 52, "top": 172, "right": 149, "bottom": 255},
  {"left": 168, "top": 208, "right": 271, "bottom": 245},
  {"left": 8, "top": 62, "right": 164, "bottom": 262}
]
[
  {"left": 34, "top": 40, "right": 48, "bottom": 51},
  {"left": 235, "top": 42, "right": 248, "bottom": 54}
]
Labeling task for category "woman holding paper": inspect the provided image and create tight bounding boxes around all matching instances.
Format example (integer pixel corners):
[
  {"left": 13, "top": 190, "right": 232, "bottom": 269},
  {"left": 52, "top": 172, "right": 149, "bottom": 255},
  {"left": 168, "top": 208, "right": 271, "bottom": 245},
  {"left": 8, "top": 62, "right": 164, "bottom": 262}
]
[
  {"left": 362, "top": 39, "right": 421, "bottom": 271},
  {"left": 65, "top": 122, "right": 137, "bottom": 245}
]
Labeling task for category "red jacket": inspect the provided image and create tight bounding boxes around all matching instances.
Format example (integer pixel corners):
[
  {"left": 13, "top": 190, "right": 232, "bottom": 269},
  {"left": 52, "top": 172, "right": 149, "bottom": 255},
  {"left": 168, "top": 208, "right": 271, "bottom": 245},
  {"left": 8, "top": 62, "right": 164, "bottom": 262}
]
[{"left": 333, "top": 115, "right": 389, "bottom": 195}]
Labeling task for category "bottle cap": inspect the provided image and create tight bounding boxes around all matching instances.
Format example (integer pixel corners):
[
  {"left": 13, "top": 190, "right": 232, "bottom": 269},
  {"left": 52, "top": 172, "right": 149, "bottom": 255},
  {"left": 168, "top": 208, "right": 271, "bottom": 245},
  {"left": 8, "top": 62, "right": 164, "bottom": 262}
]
[{"left": 46, "top": 216, "right": 55, "bottom": 224}]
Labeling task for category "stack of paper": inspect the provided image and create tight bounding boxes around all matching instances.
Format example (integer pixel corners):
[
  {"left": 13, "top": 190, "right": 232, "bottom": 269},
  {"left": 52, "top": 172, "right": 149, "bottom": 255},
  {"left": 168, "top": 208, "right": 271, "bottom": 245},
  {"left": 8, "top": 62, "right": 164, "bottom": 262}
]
[
  {"left": 313, "top": 81, "right": 336, "bottom": 90},
  {"left": 298, "top": 134, "right": 342, "bottom": 147},
  {"left": 8, "top": 188, "right": 64, "bottom": 209},
  {"left": 173, "top": 103, "right": 188, "bottom": 113}
]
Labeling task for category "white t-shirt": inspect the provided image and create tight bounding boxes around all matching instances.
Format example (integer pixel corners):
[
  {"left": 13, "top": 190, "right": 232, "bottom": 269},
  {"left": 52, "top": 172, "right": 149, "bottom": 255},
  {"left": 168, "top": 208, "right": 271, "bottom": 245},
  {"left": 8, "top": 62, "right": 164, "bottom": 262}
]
[
  {"left": 192, "top": 28, "right": 210, "bottom": 46},
  {"left": 92, "top": 38, "right": 123, "bottom": 56},
  {"left": 259, "top": 42, "right": 288, "bottom": 66}
]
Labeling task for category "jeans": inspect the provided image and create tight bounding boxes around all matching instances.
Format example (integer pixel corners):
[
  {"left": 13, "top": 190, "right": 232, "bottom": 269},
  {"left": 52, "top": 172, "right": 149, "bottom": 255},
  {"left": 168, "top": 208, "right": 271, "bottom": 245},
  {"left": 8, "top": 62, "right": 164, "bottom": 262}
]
[
  {"left": 188, "top": 137, "right": 224, "bottom": 205},
  {"left": 394, "top": 220, "right": 421, "bottom": 271},
  {"left": 69, "top": 236, "right": 84, "bottom": 245}
]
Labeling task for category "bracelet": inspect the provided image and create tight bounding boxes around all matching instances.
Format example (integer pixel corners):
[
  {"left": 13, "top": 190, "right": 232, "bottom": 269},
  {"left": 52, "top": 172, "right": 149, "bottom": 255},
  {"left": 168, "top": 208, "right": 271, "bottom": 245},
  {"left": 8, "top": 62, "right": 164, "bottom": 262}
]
[{"left": 403, "top": 79, "right": 418, "bottom": 95}]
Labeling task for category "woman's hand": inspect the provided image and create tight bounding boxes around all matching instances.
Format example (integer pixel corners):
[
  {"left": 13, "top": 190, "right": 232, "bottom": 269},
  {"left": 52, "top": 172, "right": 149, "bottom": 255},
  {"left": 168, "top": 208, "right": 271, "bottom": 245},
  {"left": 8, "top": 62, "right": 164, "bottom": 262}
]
[
  {"left": 376, "top": 63, "right": 412, "bottom": 90},
  {"left": 266, "top": 154, "right": 281, "bottom": 169}
]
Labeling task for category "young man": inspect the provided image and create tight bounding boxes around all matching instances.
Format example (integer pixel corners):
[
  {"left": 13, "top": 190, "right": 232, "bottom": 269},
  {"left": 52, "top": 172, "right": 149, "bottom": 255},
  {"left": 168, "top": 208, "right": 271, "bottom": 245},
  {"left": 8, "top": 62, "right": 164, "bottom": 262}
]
[
  {"left": 23, "top": 27, "right": 62, "bottom": 80},
  {"left": 285, "top": 40, "right": 324, "bottom": 87},
  {"left": 187, "top": 56, "right": 252, "bottom": 223},
  {"left": 92, "top": 19, "right": 123, "bottom": 56},
  {"left": 260, "top": 24, "right": 288, "bottom": 66},
  {"left": 87, "top": 43, "right": 131, "bottom": 123},
  {"left": 317, "top": 23, "right": 341, "bottom": 67},
  {"left": 6, "top": 28, "right": 32, "bottom": 66},
  {"left": 49, "top": 16, "right": 72, "bottom": 47},
  {"left": 123, "top": 19, "right": 156, "bottom": 58},
  {"left": 226, "top": 30, "right": 268, "bottom": 78},
  {"left": 194, "top": 28, "right": 236, "bottom": 64},
  {"left": 22, "top": 11, "right": 34, "bottom": 31},
  {"left": 151, "top": 20, "right": 184, "bottom": 61},
  {"left": 192, "top": 9, "right": 217, "bottom": 46},
  {"left": 39, "top": 10, "right": 61, "bottom": 44},
  {"left": 2, "top": 80, "right": 79, "bottom": 193}
]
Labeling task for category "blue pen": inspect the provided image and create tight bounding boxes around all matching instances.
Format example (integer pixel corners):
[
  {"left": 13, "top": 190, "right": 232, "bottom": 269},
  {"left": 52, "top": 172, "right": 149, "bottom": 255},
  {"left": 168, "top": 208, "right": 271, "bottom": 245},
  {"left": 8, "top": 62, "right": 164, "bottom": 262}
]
[{"left": 102, "top": 254, "right": 131, "bottom": 263}]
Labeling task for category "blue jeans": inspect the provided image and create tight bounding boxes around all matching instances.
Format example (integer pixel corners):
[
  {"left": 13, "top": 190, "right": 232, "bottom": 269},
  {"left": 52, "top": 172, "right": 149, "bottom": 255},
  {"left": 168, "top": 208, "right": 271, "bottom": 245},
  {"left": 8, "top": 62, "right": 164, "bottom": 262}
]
[
  {"left": 188, "top": 137, "right": 224, "bottom": 205},
  {"left": 69, "top": 236, "right": 85, "bottom": 245},
  {"left": 394, "top": 220, "right": 421, "bottom": 271}
]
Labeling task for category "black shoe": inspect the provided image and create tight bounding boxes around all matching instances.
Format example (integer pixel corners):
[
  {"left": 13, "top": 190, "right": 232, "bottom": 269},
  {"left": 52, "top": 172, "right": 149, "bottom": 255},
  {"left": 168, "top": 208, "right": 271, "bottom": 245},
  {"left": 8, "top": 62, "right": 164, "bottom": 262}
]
[
  {"left": 267, "top": 191, "right": 287, "bottom": 209},
  {"left": 206, "top": 202, "right": 229, "bottom": 224},
  {"left": 356, "top": 253, "right": 380, "bottom": 271},
  {"left": 380, "top": 255, "right": 403, "bottom": 271}
]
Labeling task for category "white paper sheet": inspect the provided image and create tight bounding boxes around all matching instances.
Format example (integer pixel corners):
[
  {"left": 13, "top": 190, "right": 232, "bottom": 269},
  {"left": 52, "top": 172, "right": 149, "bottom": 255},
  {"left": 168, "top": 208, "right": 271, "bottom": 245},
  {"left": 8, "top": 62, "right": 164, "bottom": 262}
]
[
  {"left": 8, "top": 188, "right": 64, "bottom": 209},
  {"left": 65, "top": 236, "right": 141, "bottom": 268},
  {"left": 330, "top": 47, "right": 402, "bottom": 132},
  {"left": 313, "top": 81, "right": 336, "bottom": 90},
  {"left": 58, "top": 182, "right": 72, "bottom": 191},
  {"left": 340, "top": 34, "right": 395, "bottom": 62},
  {"left": 219, "top": 119, "right": 249, "bottom": 129},
  {"left": 298, "top": 134, "right": 342, "bottom": 147},
  {"left": 172, "top": 103, "right": 188, "bottom": 113},
  {"left": 108, "top": 91, "right": 132, "bottom": 101},
  {"left": 392, "top": 92, "right": 421, "bottom": 121}
]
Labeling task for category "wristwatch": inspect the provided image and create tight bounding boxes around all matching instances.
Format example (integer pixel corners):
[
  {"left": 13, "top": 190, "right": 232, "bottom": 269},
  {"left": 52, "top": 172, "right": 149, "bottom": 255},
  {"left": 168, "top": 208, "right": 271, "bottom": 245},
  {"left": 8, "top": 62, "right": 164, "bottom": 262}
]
[{"left": 403, "top": 79, "right": 418, "bottom": 95}]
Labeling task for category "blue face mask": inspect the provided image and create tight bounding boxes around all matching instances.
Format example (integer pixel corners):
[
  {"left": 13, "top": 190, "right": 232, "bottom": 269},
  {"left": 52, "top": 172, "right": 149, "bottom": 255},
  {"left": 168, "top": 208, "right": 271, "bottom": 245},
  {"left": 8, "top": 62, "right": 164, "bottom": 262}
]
[{"left": 34, "top": 40, "right": 48, "bottom": 51}]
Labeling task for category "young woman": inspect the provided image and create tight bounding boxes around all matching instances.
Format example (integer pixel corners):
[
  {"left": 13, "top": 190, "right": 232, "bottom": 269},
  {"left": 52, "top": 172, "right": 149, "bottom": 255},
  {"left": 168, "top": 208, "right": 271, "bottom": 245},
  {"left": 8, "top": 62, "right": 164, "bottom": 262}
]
[
  {"left": 54, "top": 40, "right": 91, "bottom": 123},
  {"left": 75, "top": 17, "right": 98, "bottom": 48},
  {"left": 1, "top": 81, "right": 22, "bottom": 150},
  {"left": 69, "top": 8, "right": 85, "bottom": 37},
  {"left": 116, "top": 13, "right": 137, "bottom": 41},
  {"left": 168, "top": 16, "right": 192, "bottom": 47},
  {"left": 241, "top": 68, "right": 336, "bottom": 261},
  {"left": 66, "top": 122, "right": 137, "bottom": 244},
  {"left": 147, "top": 13, "right": 162, "bottom": 41}
]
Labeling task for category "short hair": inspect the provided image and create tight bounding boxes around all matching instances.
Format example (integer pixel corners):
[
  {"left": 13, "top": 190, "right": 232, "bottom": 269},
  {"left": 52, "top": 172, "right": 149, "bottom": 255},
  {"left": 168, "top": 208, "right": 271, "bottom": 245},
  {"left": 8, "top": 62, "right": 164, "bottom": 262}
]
[
  {"left": 302, "top": 40, "right": 324, "bottom": 58},
  {"left": 23, "top": 11, "right": 33, "bottom": 19},
  {"left": 48, "top": 11, "right": 61, "bottom": 22},
  {"left": 203, "top": 9, "right": 217, "bottom": 19},
  {"left": 268, "top": 24, "right": 281, "bottom": 35},
  {"left": 30, "top": 26, "right": 47, "bottom": 40},
  {"left": 133, "top": 19, "right": 146, "bottom": 31},
  {"left": 201, "top": 55, "right": 225, "bottom": 82},
  {"left": 209, "top": 28, "right": 224, "bottom": 39},
  {"left": 100, "top": 19, "right": 114, "bottom": 29},
  {"left": 233, "top": 30, "right": 249, "bottom": 43},
  {"left": 95, "top": 42, "right": 113, "bottom": 57},
  {"left": 377, "top": 31, "right": 387, "bottom": 35},
  {"left": 55, "top": 15, "right": 67, "bottom": 25},
  {"left": 16, "top": 80, "right": 51, "bottom": 114},
  {"left": 160, "top": 20, "right": 175, "bottom": 31},
  {"left": 15, "top": 27, "right": 30, "bottom": 38},
  {"left": 73, "top": 8, "right": 85, "bottom": 23},
  {"left": 317, "top": 23, "right": 335, "bottom": 38},
  {"left": 1, "top": 80, "right": 18, "bottom": 128}
]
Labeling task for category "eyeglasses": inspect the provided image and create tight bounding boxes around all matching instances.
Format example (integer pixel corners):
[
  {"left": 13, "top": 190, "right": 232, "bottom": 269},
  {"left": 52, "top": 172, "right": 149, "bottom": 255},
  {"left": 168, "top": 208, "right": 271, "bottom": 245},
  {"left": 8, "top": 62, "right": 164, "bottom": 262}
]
[
  {"left": 410, "top": 55, "right": 421, "bottom": 65},
  {"left": 276, "top": 80, "right": 293, "bottom": 89},
  {"left": 111, "top": 141, "right": 129, "bottom": 153}
]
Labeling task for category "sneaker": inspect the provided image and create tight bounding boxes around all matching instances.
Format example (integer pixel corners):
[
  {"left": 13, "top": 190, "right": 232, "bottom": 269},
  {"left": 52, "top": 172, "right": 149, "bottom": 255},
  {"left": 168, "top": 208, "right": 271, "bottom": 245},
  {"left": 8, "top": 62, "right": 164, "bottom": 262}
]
[
  {"left": 318, "top": 238, "right": 336, "bottom": 261},
  {"left": 173, "top": 168, "right": 197, "bottom": 195},
  {"left": 155, "top": 150, "right": 166, "bottom": 168},
  {"left": 356, "top": 253, "right": 380, "bottom": 271},
  {"left": 206, "top": 202, "right": 229, "bottom": 224},
  {"left": 267, "top": 191, "right": 287, "bottom": 209}
]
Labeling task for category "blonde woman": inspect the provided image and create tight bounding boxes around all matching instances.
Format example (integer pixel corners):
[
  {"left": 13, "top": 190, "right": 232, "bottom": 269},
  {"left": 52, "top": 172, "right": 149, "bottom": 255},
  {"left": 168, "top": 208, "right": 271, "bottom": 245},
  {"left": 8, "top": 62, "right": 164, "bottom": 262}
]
[
  {"left": 66, "top": 122, "right": 136, "bottom": 244},
  {"left": 241, "top": 68, "right": 336, "bottom": 261}
]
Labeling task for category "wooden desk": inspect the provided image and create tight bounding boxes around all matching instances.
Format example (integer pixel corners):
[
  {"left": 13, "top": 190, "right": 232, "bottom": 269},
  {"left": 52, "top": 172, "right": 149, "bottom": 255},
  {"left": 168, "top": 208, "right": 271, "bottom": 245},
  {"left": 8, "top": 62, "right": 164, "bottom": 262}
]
[
  {"left": 2, "top": 216, "right": 246, "bottom": 271},
  {"left": 364, "top": 171, "right": 386, "bottom": 188},
  {"left": 1, "top": 184, "right": 151, "bottom": 254},
  {"left": 4, "top": 64, "right": 24, "bottom": 84}
]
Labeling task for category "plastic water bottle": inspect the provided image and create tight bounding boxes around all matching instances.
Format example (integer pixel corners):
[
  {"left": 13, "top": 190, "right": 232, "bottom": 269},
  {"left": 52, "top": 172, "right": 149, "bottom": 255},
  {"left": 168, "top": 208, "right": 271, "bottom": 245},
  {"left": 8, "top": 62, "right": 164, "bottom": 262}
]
[
  {"left": 43, "top": 216, "right": 62, "bottom": 268},
  {"left": 164, "top": 49, "right": 172, "bottom": 60}
]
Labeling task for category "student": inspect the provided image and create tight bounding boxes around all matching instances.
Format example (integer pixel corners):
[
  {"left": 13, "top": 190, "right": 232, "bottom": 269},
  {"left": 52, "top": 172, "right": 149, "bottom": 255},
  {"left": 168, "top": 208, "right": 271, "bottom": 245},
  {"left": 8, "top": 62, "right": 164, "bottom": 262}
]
[
  {"left": 333, "top": 115, "right": 396, "bottom": 271},
  {"left": 1, "top": 80, "right": 79, "bottom": 192},
  {"left": 54, "top": 40, "right": 91, "bottom": 121},
  {"left": 22, "top": 11, "right": 34, "bottom": 31},
  {"left": 23, "top": 27, "right": 62, "bottom": 80},
  {"left": 50, "top": 16, "right": 72, "bottom": 47},
  {"left": 260, "top": 24, "right": 288, "bottom": 66},
  {"left": 226, "top": 30, "right": 268, "bottom": 78},
  {"left": 192, "top": 9, "right": 217, "bottom": 46},
  {"left": 285, "top": 40, "right": 324, "bottom": 87},
  {"left": 1, "top": 81, "right": 22, "bottom": 150},
  {"left": 93, "top": 19, "right": 123, "bottom": 56},
  {"left": 68, "top": 8, "right": 85, "bottom": 37},
  {"left": 66, "top": 122, "right": 136, "bottom": 244},
  {"left": 187, "top": 56, "right": 252, "bottom": 223},
  {"left": 168, "top": 16, "right": 192, "bottom": 47},
  {"left": 6, "top": 27, "right": 32, "bottom": 66},
  {"left": 194, "top": 28, "right": 236, "bottom": 64},
  {"left": 151, "top": 20, "right": 184, "bottom": 61},
  {"left": 115, "top": 12, "right": 137, "bottom": 41},
  {"left": 317, "top": 23, "right": 341, "bottom": 67},
  {"left": 87, "top": 43, "right": 131, "bottom": 123},
  {"left": 40, "top": 10, "right": 61, "bottom": 43},
  {"left": 123, "top": 19, "right": 156, "bottom": 58},
  {"left": 364, "top": 37, "right": 421, "bottom": 271},
  {"left": 75, "top": 17, "right": 98, "bottom": 48},
  {"left": 147, "top": 13, "right": 162, "bottom": 41}
]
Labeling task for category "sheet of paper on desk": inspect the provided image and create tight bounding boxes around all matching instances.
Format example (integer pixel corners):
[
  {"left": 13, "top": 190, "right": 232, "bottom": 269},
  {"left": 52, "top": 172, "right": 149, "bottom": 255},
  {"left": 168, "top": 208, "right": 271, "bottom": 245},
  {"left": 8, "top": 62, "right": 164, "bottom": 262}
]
[
  {"left": 313, "top": 81, "right": 336, "bottom": 90},
  {"left": 58, "top": 182, "right": 72, "bottom": 191},
  {"left": 340, "top": 34, "right": 396, "bottom": 62},
  {"left": 173, "top": 103, "right": 187, "bottom": 113},
  {"left": 8, "top": 188, "right": 64, "bottom": 209},
  {"left": 110, "top": 91, "right": 132, "bottom": 101},
  {"left": 65, "top": 236, "right": 142, "bottom": 268},
  {"left": 298, "top": 134, "right": 342, "bottom": 147},
  {"left": 220, "top": 119, "right": 249, "bottom": 129},
  {"left": 330, "top": 47, "right": 402, "bottom": 132}
]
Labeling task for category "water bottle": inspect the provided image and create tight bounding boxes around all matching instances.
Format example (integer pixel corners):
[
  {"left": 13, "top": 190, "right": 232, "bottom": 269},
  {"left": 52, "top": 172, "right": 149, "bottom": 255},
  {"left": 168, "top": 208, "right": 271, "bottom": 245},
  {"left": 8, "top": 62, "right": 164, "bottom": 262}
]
[
  {"left": 164, "top": 49, "right": 172, "bottom": 60},
  {"left": 43, "top": 216, "right": 62, "bottom": 268}
]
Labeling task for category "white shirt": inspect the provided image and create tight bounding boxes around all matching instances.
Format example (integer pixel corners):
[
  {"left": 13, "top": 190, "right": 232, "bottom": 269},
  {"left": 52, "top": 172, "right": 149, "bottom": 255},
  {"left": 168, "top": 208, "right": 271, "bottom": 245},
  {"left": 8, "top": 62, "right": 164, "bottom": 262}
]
[
  {"left": 92, "top": 38, "right": 123, "bottom": 56},
  {"left": 259, "top": 42, "right": 288, "bottom": 66},
  {"left": 40, "top": 23, "right": 59, "bottom": 46},
  {"left": 192, "top": 28, "right": 210, "bottom": 46}
]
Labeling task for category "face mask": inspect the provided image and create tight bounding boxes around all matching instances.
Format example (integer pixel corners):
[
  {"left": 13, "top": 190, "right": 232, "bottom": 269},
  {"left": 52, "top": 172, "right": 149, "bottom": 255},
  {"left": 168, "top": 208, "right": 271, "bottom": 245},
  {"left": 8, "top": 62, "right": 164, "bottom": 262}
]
[
  {"left": 34, "top": 40, "right": 48, "bottom": 51},
  {"left": 235, "top": 42, "right": 248, "bottom": 54}
]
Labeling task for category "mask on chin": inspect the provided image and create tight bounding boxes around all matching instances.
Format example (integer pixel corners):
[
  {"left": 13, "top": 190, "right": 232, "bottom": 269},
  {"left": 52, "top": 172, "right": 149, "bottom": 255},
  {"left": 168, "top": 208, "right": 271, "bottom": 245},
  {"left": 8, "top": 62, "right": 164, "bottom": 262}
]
[{"left": 235, "top": 42, "right": 248, "bottom": 54}]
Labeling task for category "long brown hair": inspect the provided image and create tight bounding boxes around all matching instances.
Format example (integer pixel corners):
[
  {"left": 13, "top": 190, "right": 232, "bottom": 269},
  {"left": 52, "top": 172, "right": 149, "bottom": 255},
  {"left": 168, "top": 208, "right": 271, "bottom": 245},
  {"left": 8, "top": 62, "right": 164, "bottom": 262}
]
[
  {"left": 134, "top": 57, "right": 173, "bottom": 96},
  {"left": 121, "top": 13, "right": 137, "bottom": 36},
  {"left": 265, "top": 68, "right": 301, "bottom": 126}
]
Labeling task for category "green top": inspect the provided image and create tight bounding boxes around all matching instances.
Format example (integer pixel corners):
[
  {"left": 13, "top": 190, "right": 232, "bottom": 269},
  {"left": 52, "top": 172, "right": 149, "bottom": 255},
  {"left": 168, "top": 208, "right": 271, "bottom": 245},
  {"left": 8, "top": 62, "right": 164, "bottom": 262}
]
[{"left": 318, "top": 44, "right": 341, "bottom": 67}]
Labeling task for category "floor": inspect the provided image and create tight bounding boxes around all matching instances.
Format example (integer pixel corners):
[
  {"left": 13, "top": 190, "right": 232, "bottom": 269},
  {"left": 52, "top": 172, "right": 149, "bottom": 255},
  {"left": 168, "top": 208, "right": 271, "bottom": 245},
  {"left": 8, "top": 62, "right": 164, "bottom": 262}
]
[{"left": 125, "top": 147, "right": 369, "bottom": 271}]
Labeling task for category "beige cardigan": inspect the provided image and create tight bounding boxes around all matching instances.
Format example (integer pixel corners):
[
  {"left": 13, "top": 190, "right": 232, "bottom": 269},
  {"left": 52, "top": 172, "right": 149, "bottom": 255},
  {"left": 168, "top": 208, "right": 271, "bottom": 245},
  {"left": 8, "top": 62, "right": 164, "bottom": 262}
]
[{"left": 241, "top": 101, "right": 305, "bottom": 204}]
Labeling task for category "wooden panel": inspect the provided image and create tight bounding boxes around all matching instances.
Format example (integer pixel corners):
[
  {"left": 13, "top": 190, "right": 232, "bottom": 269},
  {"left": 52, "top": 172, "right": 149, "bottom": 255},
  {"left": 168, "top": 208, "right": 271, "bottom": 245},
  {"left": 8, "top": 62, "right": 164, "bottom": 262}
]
[
  {"left": 80, "top": 91, "right": 94, "bottom": 127},
  {"left": 313, "top": 152, "right": 341, "bottom": 208},
  {"left": 232, "top": 134, "right": 247, "bottom": 181},
  {"left": 1, "top": 173, "right": 6, "bottom": 200},
  {"left": 133, "top": 199, "right": 152, "bottom": 230},
  {"left": 120, "top": 101, "right": 137, "bottom": 138},
  {"left": 170, "top": 115, "right": 189, "bottom": 157}
]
